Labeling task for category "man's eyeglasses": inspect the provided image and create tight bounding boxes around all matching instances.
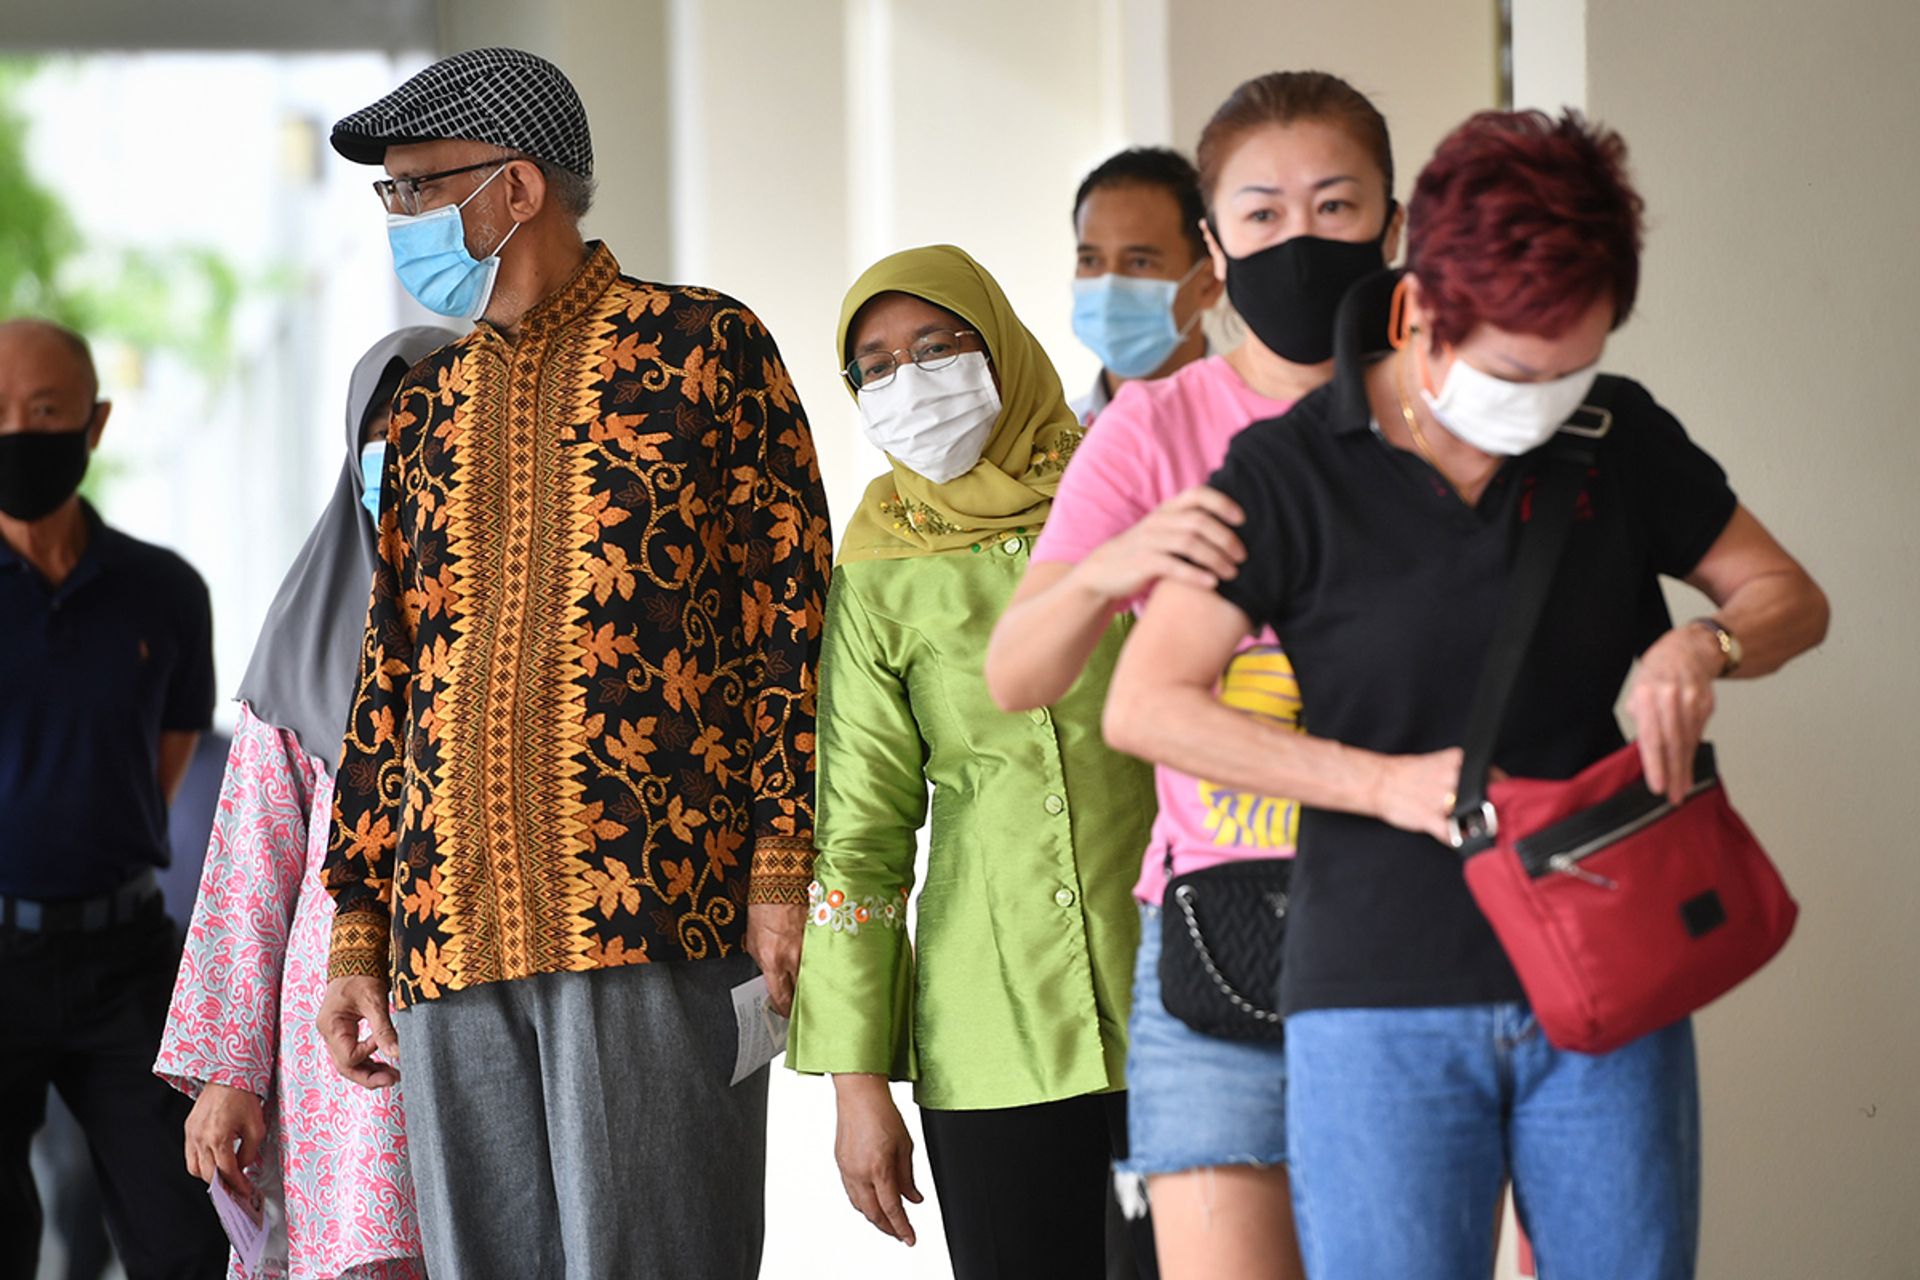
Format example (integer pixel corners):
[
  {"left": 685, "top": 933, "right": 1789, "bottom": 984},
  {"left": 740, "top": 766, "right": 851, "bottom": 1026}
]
[
  {"left": 844, "top": 330, "right": 982, "bottom": 391},
  {"left": 372, "top": 158, "right": 513, "bottom": 217}
]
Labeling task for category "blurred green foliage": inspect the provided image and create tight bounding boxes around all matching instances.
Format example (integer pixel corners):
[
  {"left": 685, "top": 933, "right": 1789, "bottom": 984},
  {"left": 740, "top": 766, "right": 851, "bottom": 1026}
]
[
  {"left": 0, "top": 56, "right": 246, "bottom": 380},
  {"left": 0, "top": 60, "right": 81, "bottom": 323},
  {"left": 0, "top": 57, "right": 256, "bottom": 505}
]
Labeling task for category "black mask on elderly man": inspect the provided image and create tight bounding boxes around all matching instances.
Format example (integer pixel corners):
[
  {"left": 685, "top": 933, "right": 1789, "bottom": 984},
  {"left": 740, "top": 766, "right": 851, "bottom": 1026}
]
[{"left": 0, "top": 422, "right": 93, "bottom": 522}]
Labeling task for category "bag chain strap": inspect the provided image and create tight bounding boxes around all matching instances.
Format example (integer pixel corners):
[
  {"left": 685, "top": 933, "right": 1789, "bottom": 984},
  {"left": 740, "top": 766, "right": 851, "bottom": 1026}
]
[{"left": 1171, "top": 883, "right": 1284, "bottom": 1024}]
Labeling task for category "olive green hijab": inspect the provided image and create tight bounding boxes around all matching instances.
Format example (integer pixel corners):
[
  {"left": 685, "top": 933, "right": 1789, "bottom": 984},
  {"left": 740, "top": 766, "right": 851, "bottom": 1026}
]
[{"left": 835, "top": 245, "right": 1082, "bottom": 563}]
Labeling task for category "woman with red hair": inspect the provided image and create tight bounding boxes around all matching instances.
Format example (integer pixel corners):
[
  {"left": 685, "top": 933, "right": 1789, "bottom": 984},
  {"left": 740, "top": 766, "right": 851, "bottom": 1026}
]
[{"left": 1102, "top": 110, "right": 1829, "bottom": 1277}]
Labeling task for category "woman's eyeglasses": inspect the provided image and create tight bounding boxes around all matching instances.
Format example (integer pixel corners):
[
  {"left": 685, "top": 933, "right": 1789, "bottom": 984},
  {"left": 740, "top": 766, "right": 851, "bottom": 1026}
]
[{"left": 844, "top": 330, "right": 982, "bottom": 391}]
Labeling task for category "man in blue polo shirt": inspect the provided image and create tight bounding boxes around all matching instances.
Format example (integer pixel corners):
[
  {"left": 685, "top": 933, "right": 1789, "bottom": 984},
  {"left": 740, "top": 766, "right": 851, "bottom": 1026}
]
[{"left": 0, "top": 319, "right": 226, "bottom": 1278}]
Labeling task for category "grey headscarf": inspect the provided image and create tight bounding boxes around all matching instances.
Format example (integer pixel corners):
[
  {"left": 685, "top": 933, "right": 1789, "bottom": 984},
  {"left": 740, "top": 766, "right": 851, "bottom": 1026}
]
[{"left": 234, "top": 326, "right": 455, "bottom": 769}]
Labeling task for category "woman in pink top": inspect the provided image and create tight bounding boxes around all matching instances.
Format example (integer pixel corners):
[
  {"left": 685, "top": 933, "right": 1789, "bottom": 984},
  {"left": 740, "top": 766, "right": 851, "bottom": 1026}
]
[{"left": 987, "top": 72, "right": 1399, "bottom": 1280}]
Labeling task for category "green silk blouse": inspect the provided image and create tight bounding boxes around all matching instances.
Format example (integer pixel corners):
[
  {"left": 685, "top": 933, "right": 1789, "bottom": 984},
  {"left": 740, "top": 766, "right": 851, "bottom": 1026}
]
[{"left": 785, "top": 534, "right": 1154, "bottom": 1109}]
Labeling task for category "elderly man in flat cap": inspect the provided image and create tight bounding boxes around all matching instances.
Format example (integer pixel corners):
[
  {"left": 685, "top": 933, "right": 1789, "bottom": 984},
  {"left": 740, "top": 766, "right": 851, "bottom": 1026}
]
[{"left": 314, "top": 48, "right": 831, "bottom": 1277}]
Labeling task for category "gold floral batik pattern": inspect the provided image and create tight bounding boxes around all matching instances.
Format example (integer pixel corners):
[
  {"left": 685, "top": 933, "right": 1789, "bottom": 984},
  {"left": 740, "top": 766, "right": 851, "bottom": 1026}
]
[{"left": 324, "top": 243, "right": 832, "bottom": 1008}]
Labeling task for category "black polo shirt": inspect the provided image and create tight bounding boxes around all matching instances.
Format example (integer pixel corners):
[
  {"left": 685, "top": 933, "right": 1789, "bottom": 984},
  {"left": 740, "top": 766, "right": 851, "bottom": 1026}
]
[
  {"left": 0, "top": 504, "right": 215, "bottom": 900},
  {"left": 1210, "top": 296, "right": 1737, "bottom": 1014}
]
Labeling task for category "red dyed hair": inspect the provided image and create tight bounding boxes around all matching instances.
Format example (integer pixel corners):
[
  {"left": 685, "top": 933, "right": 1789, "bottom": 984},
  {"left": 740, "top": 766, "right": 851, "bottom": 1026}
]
[{"left": 1406, "top": 110, "right": 1644, "bottom": 346}]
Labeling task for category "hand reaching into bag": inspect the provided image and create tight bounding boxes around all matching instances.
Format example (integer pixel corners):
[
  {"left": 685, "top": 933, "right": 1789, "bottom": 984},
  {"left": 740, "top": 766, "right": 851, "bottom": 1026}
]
[{"left": 1625, "top": 624, "right": 1723, "bottom": 805}]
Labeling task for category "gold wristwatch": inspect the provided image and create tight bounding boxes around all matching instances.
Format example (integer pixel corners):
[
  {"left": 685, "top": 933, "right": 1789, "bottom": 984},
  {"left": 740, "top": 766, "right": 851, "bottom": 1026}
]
[{"left": 1689, "top": 616, "right": 1743, "bottom": 677}]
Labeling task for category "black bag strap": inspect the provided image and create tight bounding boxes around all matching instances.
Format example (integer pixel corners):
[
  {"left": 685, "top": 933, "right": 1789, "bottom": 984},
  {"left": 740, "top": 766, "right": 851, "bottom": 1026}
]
[{"left": 1447, "top": 381, "right": 1619, "bottom": 855}]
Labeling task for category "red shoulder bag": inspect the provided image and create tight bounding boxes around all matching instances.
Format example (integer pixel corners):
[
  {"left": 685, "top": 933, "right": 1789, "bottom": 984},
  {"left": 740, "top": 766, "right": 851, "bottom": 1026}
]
[{"left": 1446, "top": 391, "right": 1797, "bottom": 1055}]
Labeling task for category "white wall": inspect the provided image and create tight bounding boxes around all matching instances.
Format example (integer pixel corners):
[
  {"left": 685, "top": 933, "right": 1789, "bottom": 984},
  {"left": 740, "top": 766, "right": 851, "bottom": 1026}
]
[
  {"left": 1518, "top": 0, "right": 1920, "bottom": 1272},
  {"left": 1510, "top": 0, "right": 1585, "bottom": 115}
]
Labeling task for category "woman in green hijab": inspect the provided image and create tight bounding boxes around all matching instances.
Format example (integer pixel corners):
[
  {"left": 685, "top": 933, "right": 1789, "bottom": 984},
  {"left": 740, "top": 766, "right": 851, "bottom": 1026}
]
[{"left": 787, "top": 246, "right": 1154, "bottom": 1277}]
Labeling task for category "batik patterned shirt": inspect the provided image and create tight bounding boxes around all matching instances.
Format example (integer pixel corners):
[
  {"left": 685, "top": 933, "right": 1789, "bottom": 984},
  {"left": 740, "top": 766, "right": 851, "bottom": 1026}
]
[{"left": 324, "top": 243, "right": 831, "bottom": 1008}]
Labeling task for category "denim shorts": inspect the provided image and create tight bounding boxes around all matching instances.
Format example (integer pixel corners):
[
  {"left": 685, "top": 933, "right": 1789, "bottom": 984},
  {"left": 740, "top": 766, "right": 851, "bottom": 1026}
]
[{"left": 1116, "top": 904, "right": 1288, "bottom": 1175}]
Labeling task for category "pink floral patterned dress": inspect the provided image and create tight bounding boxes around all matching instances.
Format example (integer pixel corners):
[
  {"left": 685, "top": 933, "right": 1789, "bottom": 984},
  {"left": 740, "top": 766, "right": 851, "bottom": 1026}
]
[{"left": 156, "top": 703, "right": 423, "bottom": 1280}]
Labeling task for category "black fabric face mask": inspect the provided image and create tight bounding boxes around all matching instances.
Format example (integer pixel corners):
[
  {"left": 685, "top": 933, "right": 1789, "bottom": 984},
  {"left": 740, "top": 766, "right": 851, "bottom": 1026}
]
[
  {"left": 0, "top": 424, "right": 93, "bottom": 522},
  {"left": 1215, "top": 204, "right": 1396, "bottom": 364}
]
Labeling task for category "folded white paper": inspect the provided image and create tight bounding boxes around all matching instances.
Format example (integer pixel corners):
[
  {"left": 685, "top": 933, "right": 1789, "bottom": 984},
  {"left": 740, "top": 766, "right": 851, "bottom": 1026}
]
[{"left": 730, "top": 975, "right": 790, "bottom": 1085}]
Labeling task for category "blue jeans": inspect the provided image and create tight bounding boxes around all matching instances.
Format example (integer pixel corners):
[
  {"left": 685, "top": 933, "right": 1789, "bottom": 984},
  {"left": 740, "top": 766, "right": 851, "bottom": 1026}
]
[{"left": 1286, "top": 1003, "right": 1699, "bottom": 1280}]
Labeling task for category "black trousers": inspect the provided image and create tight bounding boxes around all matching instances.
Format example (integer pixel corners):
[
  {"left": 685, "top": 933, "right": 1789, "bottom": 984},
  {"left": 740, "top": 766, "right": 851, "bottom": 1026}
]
[
  {"left": 921, "top": 1091, "right": 1158, "bottom": 1280},
  {"left": 0, "top": 904, "right": 227, "bottom": 1280}
]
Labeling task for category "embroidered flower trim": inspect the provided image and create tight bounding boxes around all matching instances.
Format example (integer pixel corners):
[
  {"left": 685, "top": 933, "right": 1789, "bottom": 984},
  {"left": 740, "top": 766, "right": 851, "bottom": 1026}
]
[
  {"left": 877, "top": 494, "right": 964, "bottom": 537},
  {"left": 806, "top": 880, "right": 910, "bottom": 935},
  {"left": 1026, "top": 426, "right": 1086, "bottom": 478}
]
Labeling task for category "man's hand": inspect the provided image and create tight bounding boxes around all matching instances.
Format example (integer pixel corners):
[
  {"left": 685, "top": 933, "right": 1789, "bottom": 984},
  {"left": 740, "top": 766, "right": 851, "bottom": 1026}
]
[
  {"left": 744, "top": 901, "right": 805, "bottom": 1016},
  {"left": 317, "top": 975, "right": 401, "bottom": 1088},
  {"left": 183, "top": 1082, "right": 265, "bottom": 1201}
]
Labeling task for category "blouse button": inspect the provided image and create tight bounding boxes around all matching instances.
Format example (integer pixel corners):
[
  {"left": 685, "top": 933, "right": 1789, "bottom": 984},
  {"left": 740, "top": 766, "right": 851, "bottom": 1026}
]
[
  {"left": 1028, "top": 707, "right": 1049, "bottom": 726},
  {"left": 1043, "top": 794, "right": 1066, "bottom": 816},
  {"left": 1054, "top": 886, "right": 1077, "bottom": 909},
  {"left": 1001, "top": 536, "right": 1024, "bottom": 556}
]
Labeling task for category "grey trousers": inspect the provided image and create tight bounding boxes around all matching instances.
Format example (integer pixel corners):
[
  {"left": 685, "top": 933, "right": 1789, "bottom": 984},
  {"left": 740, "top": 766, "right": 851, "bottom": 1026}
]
[{"left": 393, "top": 957, "right": 768, "bottom": 1280}]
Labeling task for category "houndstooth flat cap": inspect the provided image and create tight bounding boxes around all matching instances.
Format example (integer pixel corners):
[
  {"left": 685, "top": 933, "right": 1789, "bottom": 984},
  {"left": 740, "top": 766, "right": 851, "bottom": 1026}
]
[{"left": 331, "top": 47, "right": 593, "bottom": 177}]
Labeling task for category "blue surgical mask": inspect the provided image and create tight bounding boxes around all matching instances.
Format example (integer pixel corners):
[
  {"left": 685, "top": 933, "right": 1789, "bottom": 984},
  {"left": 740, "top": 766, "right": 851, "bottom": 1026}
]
[
  {"left": 359, "top": 442, "right": 386, "bottom": 521},
  {"left": 385, "top": 163, "right": 520, "bottom": 320},
  {"left": 1070, "top": 261, "right": 1206, "bottom": 378}
]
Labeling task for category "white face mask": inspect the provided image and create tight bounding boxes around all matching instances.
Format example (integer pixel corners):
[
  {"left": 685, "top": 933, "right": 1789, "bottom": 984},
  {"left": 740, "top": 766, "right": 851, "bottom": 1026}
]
[
  {"left": 1422, "top": 351, "right": 1599, "bottom": 456},
  {"left": 856, "top": 351, "right": 1001, "bottom": 483}
]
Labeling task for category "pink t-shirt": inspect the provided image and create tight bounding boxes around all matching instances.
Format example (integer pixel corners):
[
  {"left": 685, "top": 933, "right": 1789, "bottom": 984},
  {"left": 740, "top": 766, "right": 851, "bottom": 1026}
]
[{"left": 1031, "top": 355, "right": 1304, "bottom": 904}]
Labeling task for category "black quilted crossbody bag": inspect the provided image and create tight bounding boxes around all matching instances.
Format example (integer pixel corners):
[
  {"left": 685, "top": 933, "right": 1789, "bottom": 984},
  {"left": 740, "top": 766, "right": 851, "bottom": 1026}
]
[{"left": 1157, "top": 851, "right": 1290, "bottom": 1041}]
